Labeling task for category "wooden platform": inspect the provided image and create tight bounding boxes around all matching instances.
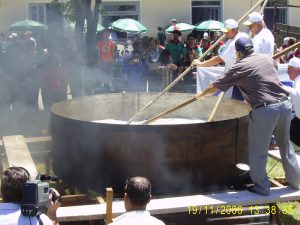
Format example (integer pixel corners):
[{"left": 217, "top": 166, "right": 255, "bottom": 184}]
[
  {"left": 2, "top": 135, "right": 38, "bottom": 179},
  {"left": 268, "top": 149, "right": 300, "bottom": 163},
  {"left": 56, "top": 186, "right": 300, "bottom": 222}
]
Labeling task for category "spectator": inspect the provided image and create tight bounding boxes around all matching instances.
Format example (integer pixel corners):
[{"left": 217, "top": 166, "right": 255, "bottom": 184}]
[
  {"left": 182, "top": 33, "right": 202, "bottom": 60},
  {"left": 157, "top": 26, "right": 166, "bottom": 47},
  {"left": 144, "top": 37, "right": 161, "bottom": 71},
  {"left": 97, "top": 28, "right": 116, "bottom": 92},
  {"left": 165, "top": 30, "right": 184, "bottom": 67},
  {"left": 41, "top": 53, "right": 68, "bottom": 109},
  {"left": 110, "top": 177, "right": 165, "bottom": 225},
  {"left": 200, "top": 36, "right": 213, "bottom": 61},
  {"left": 0, "top": 166, "right": 61, "bottom": 224},
  {"left": 16, "top": 39, "right": 39, "bottom": 106},
  {"left": 170, "top": 19, "right": 180, "bottom": 31},
  {"left": 213, "top": 31, "right": 224, "bottom": 47},
  {"left": 286, "top": 37, "right": 297, "bottom": 61},
  {"left": 289, "top": 47, "right": 300, "bottom": 59},
  {"left": 212, "top": 31, "right": 225, "bottom": 58},
  {"left": 124, "top": 49, "right": 148, "bottom": 92},
  {"left": 157, "top": 49, "right": 177, "bottom": 90}
]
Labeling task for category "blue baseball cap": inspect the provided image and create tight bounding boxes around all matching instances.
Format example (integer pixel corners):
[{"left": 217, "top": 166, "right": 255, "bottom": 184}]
[{"left": 235, "top": 37, "right": 253, "bottom": 54}]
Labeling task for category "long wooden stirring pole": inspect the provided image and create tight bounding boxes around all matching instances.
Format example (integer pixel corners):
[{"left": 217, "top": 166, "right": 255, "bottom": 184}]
[
  {"left": 127, "top": 0, "right": 266, "bottom": 124},
  {"left": 127, "top": 66, "right": 193, "bottom": 124},
  {"left": 143, "top": 96, "right": 197, "bottom": 125},
  {"left": 143, "top": 41, "right": 300, "bottom": 125},
  {"left": 207, "top": 0, "right": 275, "bottom": 123}
]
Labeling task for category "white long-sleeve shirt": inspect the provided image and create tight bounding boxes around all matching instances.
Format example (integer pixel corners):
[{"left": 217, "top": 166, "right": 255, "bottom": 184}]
[
  {"left": 284, "top": 75, "right": 300, "bottom": 119},
  {"left": 252, "top": 27, "right": 274, "bottom": 56}
]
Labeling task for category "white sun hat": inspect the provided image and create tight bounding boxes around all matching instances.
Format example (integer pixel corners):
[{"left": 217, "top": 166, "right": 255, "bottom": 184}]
[
  {"left": 288, "top": 57, "right": 300, "bottom": 69},
  {"left": 243, "top": 12, "right": 263, "bottom": 26},
  {"left": 221, "top": 19, "right": 238, "bottom": 32}
]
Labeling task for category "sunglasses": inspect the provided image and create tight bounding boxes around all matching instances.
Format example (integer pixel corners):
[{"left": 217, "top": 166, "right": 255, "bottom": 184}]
[{"left": 187, "top": 38, "right": 194, "bottom": 41}]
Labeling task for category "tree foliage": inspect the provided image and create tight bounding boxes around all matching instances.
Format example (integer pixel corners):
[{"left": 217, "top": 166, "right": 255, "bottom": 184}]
[{"left": 51, "top": 0, "right": 102, "bottom": 56}]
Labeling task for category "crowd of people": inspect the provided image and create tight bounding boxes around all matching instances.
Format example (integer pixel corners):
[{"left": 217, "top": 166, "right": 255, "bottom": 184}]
[
  {"left": 0, "top": 15, "right": 298, "bottom": 110},
  {"left": 0, "top": 24, "right": 226, "bottom": 112}
]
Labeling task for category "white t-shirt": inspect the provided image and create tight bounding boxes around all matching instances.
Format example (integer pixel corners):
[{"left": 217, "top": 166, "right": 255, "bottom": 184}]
[
  {"left": 0, "top": 203, "right": 53, "bottom": 225},
  {"left": 110, "top": 210, "right": 165, "bottom": 225},
  {"left": 284, "top": 75, "right": 300, "bottom": 119},
  {"left": 252, "top": 27, "right": 274, "bottom": 56},
  {"left": 219, "top": 32, "right": 248, "bottom": 72}
]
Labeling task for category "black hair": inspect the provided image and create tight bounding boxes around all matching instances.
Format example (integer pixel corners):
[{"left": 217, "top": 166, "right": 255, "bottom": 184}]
[
  {"left": 1, "top": 167, "right": 30, "bottom": 203},
  {"left": 159, "top": 49, "right": 171, "bottom": 65},
  {"left": 124, "top": 177, "right": 151, "bottom": 206},
  {"left": 187, "top": 33, "right": 195, "bottom": 39}
]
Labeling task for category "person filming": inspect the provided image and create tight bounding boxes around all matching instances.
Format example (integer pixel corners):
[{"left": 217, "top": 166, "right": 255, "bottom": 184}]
[{"left": 0, "top": 166, "right": 61, "bottom": 225}]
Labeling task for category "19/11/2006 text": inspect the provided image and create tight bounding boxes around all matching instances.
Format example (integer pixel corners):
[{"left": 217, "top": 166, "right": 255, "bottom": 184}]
[{"left": 187, "top": 205, "right": 295, "bottom": 215}]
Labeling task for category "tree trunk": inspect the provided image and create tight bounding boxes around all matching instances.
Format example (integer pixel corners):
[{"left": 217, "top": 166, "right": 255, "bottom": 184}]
[
  {"left": 85, "top": 0, "right": 101, "bottom": 57},
  {"left": 74, "top": 0, "right": 85, "bottom": 53}
]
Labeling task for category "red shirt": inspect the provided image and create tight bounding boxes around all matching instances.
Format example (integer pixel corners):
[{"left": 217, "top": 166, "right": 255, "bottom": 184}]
[{"left": 97, "top": 40, "right": 116, "bottom": 62}]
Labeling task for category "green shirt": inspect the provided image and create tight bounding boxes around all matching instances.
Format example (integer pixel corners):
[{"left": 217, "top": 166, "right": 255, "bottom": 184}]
[{"left": 165, "top": 40, "right": 184, "bottom": 65}]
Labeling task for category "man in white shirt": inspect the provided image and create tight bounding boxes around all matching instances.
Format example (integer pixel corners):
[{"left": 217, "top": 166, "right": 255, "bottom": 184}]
[
  {"left": 193, "top": 19, "right": 247, "bottom": 72},
  {"left": 192, "top": 18, "right": 248, "bottom": 99},
  {"left": 0, "top": 167, "right": 61, "bottom": 225},
  {"left": 110, "top": 177, "right": 165, "bottom": 225},
  {"left": 243, "top": 11, "right": 274, "bottom": 56},
  {"left": 284, "top": 57, "right": 300, "bottom": 147}
]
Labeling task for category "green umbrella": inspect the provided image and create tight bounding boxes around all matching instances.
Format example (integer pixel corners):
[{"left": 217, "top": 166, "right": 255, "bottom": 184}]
[
  {"left": 111, "top": 18, "right": 147, "bottom": 33},
  {"left": 66, "top": 21, "right": 105, "bottom": 32},
  {"left": 195, "top": 20, "right": 224, "bottom": 31},
  {"left": 8, "top": 19, "right": 48, "bottom": 31},
  {"left": 166, "top": 23, "right": 195, "bottom": 33}
]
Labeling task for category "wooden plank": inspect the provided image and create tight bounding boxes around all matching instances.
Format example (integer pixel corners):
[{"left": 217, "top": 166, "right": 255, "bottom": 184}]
[
  {"left": 56, "top": 186, "right": 300, "bottom": 222},
  {"left": 268, "top": 150, "right": 300, "bottom": 163},
  {"left": 105, "top": 188, "right": 113, "bottom": 225},
  {"left": 0, "top": 136, "right": 52, "bottom": 146},
  {"left": 270, "top": 179, "right": 285, "bottom": 187},
  {"left": 96, "top": 196, "right": 105, "bottom": 204},
  {"left": 2, "top": 135, "right": 38, "bottom": 179}
]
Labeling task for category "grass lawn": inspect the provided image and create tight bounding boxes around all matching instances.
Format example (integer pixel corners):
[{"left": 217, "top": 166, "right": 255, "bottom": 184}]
[{"left": 267, "top": 149, "right": 300, "bottom": 225}]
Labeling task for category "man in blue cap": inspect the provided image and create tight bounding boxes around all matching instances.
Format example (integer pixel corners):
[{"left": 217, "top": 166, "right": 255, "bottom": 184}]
[{"left": 194, "top": 37, "right": 300, "bottom": 195}]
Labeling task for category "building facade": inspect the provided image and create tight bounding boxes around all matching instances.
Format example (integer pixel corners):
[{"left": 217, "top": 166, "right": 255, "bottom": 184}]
[{"left": 0, "top": 0, "right": 299, "bottom": 37}]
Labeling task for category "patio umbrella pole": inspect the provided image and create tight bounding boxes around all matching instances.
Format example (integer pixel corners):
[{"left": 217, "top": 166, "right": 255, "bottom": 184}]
[{"left": 127, "top": 0, "right": 265, "bottom": 124}]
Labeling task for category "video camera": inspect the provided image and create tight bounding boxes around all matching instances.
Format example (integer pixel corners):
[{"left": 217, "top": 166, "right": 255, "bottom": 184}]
[{"left": 21, "top": 174, "right": 60, "bottom": 216}]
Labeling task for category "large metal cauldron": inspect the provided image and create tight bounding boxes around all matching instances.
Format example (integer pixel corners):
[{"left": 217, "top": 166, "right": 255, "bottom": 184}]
[{"left": 51, "top": 92, "right": 251, "bottom": 195}]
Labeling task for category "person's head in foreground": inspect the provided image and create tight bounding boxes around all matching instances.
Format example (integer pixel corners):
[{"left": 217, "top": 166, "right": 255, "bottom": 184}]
[
  {"left": 1, "top": 166, "right": 30, "bottom": 203},
  {"left": 124, "top": 176, "right": 151, "bottom": 211},
  {"left": 235, "top": 37, "right": 254, "bottom": 61}
]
